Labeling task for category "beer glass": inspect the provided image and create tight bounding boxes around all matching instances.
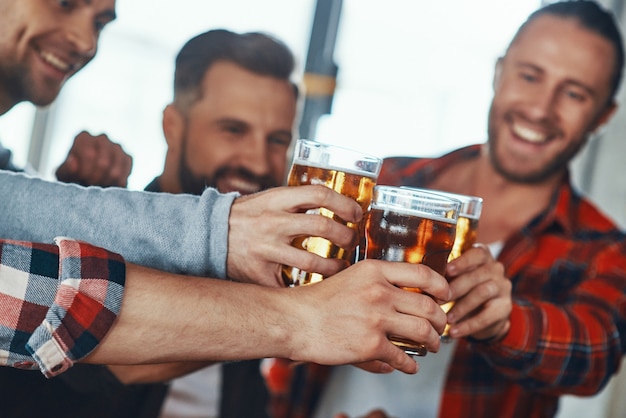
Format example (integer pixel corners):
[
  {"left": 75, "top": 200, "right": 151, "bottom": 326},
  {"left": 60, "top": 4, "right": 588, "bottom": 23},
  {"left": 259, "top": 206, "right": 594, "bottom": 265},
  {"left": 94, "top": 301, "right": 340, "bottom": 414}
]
[
  {"left": 431, "top": 190, "right": 483, "bottom": 340},
  {"left": 281, "top": 139, "right": 382, "bottom": 287},
  {"left": 366, "top": 186, "right": 460, "bottom": 356}
]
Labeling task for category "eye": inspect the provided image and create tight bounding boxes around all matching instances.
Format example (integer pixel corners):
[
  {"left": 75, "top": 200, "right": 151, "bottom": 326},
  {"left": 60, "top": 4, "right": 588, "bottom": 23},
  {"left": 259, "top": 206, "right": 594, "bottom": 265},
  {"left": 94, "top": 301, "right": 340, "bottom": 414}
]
[
  {"left": 519, "top": 72, "right": 538, "bottom": 83},
  {"left": 220, "top": 122, "right": 246, "bottom": 136},
  {"left": 269, "top": 135, "right": 291, "bottom": 148},
  {"left": 564, "top": 89, "right": 586, "bottom": 102},
  {"left": 57, "top": 0, "right": 73, "bottom": 9}
]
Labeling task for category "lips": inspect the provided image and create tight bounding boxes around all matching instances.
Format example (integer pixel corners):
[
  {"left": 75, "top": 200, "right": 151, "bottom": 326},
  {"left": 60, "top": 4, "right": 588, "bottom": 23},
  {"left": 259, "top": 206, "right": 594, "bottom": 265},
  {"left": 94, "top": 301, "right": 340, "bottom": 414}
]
[
  {"left": 218, "top": 176, "right": 262, "bottom": 195},
  {"left": 38, "top": 50, "right": 76, "bottom": 74},
  {"left": 511, "top": 121, "right": 551, "bottom": 144}
]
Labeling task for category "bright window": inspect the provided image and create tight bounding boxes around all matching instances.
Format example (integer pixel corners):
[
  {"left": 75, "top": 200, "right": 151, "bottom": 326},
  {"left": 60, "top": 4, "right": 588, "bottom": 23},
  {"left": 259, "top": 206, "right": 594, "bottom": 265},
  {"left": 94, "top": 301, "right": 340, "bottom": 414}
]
[{"left": 1, "top": 0, "right": 540, "bottom": 190}]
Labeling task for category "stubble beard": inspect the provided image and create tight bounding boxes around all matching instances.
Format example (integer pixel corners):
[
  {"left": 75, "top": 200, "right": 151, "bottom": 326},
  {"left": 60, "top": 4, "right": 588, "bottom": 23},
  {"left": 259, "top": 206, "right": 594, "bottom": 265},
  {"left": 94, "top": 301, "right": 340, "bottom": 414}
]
[
  {"left": 486, "top": 105, "right": 587, "bottom": 185},
  {"left": 177, "top": 137, "right": 279, "bottom": 196}
]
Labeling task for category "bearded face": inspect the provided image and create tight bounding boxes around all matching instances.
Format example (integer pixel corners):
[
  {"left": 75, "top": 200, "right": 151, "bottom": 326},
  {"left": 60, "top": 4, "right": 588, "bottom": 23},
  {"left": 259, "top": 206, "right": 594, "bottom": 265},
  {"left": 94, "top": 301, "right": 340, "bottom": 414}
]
[
  {"left": 486, "top": 15, "right": 616, "bottom": 184},
  {"left": 177, "top": 136, "right": 281, "bottom": 196}
]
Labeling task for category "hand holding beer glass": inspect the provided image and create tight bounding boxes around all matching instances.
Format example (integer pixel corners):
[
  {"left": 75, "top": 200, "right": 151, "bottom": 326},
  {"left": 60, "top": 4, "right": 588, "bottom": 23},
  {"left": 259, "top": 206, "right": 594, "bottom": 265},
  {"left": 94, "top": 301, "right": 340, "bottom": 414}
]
[
  {"left": 365, "top": 186, "right": 460, "bottom": 356},
  {"left": 282, "top": 139, "right": 382, "bottom": 287},
  {"left": 432, "top": 190, "right": 483, "bottom": 341},
  {"left": 401, "top": 188, "right": 484, "bottom": 340}
]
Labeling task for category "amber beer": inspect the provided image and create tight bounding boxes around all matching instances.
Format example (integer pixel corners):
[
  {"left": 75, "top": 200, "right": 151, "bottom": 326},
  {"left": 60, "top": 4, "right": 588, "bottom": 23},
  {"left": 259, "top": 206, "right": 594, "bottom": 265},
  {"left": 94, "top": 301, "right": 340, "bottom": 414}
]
[
  {"left": 282, "top": 139, "right": 381, "bottom": 287},
  {"left": 422, "top": 190, "right": 483, "bottom": 340},
  {"left": 366, "top": 186, "right": 459, "bottom": 356}
]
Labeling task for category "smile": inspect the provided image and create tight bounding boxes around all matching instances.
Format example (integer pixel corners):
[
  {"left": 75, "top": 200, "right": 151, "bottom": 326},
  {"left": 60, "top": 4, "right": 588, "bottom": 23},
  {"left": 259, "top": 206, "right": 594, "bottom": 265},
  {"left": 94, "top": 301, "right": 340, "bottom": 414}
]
[
  {"left": 511, "top": 123, "right": 549, "bottom": 143},
  {"left": 39, "top": 50, "right": 75, "bottom": 73},
  {"left": 221, "top": 177, "right": 262, "bottom": 195}
]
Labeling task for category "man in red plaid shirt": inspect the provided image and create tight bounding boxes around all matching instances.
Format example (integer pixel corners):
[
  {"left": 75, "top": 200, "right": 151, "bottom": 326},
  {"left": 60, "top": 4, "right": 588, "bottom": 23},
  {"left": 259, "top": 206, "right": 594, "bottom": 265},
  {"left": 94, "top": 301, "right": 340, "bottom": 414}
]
[{"left": 275, "top": 2, "right": 626, "bottom": 417}]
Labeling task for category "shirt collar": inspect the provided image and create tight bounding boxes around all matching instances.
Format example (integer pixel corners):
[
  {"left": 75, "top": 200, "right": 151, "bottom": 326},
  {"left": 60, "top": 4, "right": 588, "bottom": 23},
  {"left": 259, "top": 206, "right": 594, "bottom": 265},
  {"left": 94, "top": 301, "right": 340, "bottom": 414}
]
[{"left": 426, "top": 144, "right": 576, "bottom": 236}]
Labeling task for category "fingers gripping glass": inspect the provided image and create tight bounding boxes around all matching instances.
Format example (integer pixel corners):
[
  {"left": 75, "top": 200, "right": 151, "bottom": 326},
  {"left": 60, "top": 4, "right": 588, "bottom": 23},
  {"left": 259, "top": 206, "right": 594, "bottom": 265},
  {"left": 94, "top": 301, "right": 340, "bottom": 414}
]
[
  {"left": 281, "top": 139, "right": 382, "bottom": 287},
  {"left": 365, "top": 186, "right": 460, "bottom": 356}
]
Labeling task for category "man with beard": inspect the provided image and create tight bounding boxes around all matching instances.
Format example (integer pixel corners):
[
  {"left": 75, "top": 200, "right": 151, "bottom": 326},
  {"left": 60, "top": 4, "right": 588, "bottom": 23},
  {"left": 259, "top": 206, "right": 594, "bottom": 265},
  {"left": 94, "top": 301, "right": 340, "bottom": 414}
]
[
  {"left": 147, "top": 29, "right": 299, "bottom": 418},
  {"left": 0, "top": 0, "right": 452, "bottom": 410},
  {"left": 277, "top": 2, "right": 626, "bottom": 418},
  {"left": 145, "top": 29, "right": 296, "bottom": 197}
]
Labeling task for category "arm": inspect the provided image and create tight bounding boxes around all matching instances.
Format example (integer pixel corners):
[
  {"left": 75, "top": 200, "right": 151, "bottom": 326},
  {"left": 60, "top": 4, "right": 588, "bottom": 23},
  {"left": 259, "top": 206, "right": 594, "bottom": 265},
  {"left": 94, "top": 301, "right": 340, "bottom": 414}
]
[
  {"left": 447, "top": 239, "right": 626, "bottom": 395},
  {"left": 0, "top": 171, "right": 362, "bottom": 283},
  {"left": 86, "top": 259, "right": 451, "bottom": 375},
  {"left": 0, "top": 170, "right": 232, "bottom": 277},
  {"left": 1, "top": 238, "right": 125, "bottom": 377},
  {"left": 2, "top": 237, "right": 450, "bottom": 377},
  {"left": 485, "top": 239, "right": 626, "bottom": 395}
]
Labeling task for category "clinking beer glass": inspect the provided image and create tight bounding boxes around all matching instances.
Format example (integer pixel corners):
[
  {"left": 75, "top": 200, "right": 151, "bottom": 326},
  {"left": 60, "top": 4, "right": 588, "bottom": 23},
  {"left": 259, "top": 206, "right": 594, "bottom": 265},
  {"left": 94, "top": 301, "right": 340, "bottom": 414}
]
[
  {"left": 402, "top": 188, "right": 484, "bottom": 341},
  {"left": 281, "top": 139, "right": 382, "bottom": 287},
  {"left": 365, "top": 186, "right": 460, "bottom": 356},
  {"left": 433, "top": 190, "right": 483, "bottom": 341}
]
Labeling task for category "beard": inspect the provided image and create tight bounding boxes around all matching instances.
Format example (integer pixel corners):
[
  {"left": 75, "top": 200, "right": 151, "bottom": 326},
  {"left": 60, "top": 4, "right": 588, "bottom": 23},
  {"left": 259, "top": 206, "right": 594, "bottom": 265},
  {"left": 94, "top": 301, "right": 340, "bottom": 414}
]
[
  {"left": 2, "top": 57, "right": 67, "bottom": 108},
  {"left": 177, "top": 139, "right": 280, "bottom": 196},
  {"left": 486, "top": 105, "right": 588, "bottom": 184}
]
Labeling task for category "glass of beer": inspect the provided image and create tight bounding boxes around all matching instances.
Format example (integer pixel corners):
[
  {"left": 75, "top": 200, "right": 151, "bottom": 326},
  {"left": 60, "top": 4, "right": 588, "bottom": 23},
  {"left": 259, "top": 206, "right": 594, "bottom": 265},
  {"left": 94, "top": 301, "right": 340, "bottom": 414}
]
[
  {"left": 430, "top": 190, "right": 483, "bottom": 341},
  {"left": 365, "top": 186, "right": 460, "bottom": 356},
  {"left": 281, "top": 139, "right": 382, "bottom": 287}
]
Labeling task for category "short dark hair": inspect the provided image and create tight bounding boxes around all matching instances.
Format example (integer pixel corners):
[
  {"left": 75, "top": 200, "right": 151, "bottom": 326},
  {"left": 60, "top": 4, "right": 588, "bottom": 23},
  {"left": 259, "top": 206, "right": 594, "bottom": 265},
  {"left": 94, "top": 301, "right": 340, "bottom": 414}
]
[
  {"left": 508, "top": 0, "right": 624, "bottom": 102},
  {"left": 173, "top": 29, "right": 299, "bottom": 111}
]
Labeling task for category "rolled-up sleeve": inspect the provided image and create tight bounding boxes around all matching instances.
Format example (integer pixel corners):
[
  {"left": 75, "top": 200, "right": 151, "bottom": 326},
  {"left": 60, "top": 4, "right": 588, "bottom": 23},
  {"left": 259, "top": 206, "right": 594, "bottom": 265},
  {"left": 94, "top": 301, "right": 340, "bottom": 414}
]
[{"left": 0, "top": 237, "right": 125, "bottom": 377}]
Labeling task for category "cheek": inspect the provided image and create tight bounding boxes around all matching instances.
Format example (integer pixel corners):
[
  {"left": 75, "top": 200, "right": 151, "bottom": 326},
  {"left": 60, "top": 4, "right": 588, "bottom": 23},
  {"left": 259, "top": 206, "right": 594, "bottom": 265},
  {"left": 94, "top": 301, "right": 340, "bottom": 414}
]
[
  {"left": 183, "top": 137, "right": 222, "bottom": 171},
  {"left": 559, "top": 107, "right": 596, "bottom": 137},
  {"left": 270, "top": 153, "right": 288, "bottom": 181}
]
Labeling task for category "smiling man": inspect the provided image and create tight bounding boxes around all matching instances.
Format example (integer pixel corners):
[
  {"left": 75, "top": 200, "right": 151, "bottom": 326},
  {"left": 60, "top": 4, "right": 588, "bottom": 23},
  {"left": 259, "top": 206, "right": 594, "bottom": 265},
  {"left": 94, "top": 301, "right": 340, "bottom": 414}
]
[
  {"left": 146, "top": 29, "right": 297, "bottom": 197},
  {"left": 0, "top": 0, "right": 115, "bottom": 111},
  {"left": 147, "top": 29, "right": 298, "bottom": 418},
  {"left": 281, "top": 2, "right": 626, "bottom": 418}
]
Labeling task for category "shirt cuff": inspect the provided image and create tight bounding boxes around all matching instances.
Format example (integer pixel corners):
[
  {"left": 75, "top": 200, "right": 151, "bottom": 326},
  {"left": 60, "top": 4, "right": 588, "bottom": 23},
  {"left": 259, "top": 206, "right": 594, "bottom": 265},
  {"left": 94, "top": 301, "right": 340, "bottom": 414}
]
[{"left": 26, "top": 237, "right": 126, "bottom": 377}]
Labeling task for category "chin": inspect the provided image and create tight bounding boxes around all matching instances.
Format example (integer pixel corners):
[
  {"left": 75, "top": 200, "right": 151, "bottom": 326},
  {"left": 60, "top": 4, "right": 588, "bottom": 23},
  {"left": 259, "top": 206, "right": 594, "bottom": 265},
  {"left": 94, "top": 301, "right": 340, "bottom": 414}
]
[{"left": 29, "top": 90, "right": 62, "bottom": 107}]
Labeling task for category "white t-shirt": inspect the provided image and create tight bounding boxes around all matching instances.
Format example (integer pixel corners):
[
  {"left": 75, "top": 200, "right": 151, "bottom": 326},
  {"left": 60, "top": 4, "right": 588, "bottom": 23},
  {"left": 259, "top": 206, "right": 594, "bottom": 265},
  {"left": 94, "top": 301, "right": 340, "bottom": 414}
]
[
  {"left": 314, "top": 340, "right": 456, "bottom": 418},
  {"left": 314, "top": 241, "right": 504, "bottom": 418}
]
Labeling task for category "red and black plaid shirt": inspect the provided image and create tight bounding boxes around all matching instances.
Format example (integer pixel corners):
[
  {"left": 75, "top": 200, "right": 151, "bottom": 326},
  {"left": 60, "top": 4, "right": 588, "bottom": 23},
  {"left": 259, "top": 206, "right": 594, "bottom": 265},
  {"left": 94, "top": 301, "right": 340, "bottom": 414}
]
[
  {"left": 0, "top": 237, "right": 125, "bottom": 377},
  {"left": 273, "top": 145, "right": 626, "bottom": 418}
]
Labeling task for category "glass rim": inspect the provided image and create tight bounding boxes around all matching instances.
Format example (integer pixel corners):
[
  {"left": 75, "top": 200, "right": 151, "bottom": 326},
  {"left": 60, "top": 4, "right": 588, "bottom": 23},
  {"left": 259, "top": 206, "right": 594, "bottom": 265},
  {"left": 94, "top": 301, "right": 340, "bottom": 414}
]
[
  {"left": 399, "top": 186, "right": 482, "bottom": 219},
  {"left": 291, "top": 138, "right": 382, "bottom": 177},
  {"left": 371, "top": 185, "right": 460, "bottom": 223}
]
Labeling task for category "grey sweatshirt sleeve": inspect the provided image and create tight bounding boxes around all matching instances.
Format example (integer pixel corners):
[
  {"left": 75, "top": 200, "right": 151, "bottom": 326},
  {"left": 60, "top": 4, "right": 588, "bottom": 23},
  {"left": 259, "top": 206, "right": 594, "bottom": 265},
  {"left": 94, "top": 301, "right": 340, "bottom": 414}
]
[{"left": 0, "top": 170, "right": 236, "bottom": 277}]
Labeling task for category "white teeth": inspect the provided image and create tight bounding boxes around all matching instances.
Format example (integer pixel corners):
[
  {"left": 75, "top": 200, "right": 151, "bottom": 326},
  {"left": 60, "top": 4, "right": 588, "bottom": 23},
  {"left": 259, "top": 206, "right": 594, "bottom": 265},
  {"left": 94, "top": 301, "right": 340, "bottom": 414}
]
[
  {"left": 512, "top": 124, "right": 547, "bottom": 143},
  {"left": 227, "top": 178, "right": 261, "bottom": 194},
  {"left": 40, "top": 51, "right": 72, "bottom": 72}
]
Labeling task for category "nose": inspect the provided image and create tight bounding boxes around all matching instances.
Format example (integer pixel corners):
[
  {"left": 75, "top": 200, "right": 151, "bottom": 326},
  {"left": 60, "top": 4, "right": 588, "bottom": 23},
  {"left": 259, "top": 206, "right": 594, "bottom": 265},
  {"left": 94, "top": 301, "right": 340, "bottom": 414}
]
[
  {"left": 242, "top": 136, "right": 272, "bottom": 177},
  {"left": 65, "top": 13, "right": 98, "bottom": 58},
  {"left": 526, "top": 86, "right": 559, "bottom": 122}
]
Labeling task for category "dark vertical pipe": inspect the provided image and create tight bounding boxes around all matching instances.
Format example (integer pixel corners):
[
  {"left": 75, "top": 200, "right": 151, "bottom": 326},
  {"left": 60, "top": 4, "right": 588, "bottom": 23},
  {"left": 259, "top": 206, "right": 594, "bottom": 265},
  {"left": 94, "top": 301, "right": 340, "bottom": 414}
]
[{"left": 298, "top": 0, "right": 343, "bottom": 140}]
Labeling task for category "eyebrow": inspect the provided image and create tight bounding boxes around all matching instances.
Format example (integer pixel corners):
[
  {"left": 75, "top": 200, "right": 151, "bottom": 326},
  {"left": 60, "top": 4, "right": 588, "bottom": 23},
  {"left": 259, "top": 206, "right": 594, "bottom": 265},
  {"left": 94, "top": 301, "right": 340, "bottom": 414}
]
[
  {"left": 82, "top": 0, "right": 117, "bottom": 22},
  {"left": 216, "top": 118, "right": 293, "bottom": 137},
  {"left": 515, "top": 61, "right": 597, "bottom": 98}
]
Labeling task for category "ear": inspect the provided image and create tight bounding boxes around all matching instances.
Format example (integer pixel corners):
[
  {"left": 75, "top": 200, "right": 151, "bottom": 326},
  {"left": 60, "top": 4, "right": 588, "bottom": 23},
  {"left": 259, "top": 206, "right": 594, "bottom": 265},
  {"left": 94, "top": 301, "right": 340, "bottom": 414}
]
[
  {"left": 162, "top": 104, "right": 185, "bottom": 151},
  {"left": 591, "top": 101, "right": 618, "bottom": 134},
  {"left": 493, "top": 57, "right": 504, "bottom": 90}
]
